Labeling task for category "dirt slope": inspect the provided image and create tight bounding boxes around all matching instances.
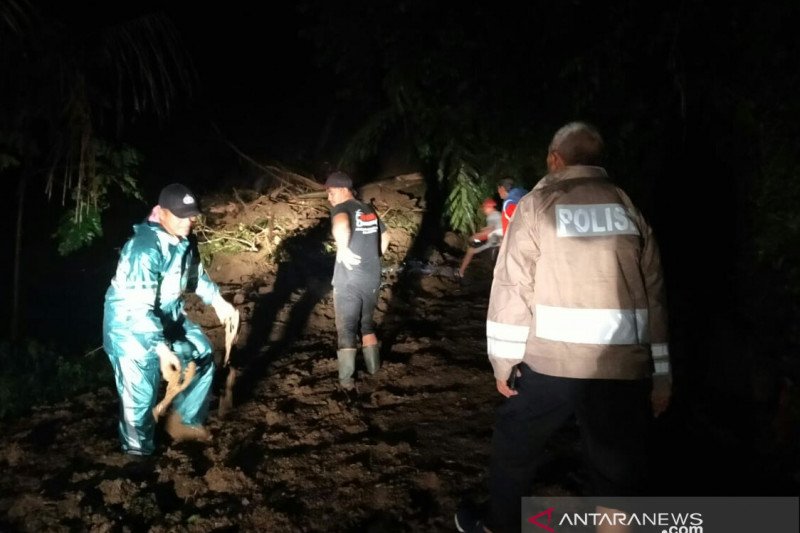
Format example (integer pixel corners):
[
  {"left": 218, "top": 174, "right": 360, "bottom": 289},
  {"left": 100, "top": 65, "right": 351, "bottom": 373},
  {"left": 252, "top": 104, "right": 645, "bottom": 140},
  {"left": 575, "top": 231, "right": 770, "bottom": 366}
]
[
  {"left": 4, "top": 174, "right": 798, "bottom": 532},
  {"left": 0, "top": 179, "right": 532, "bottom": 532}
]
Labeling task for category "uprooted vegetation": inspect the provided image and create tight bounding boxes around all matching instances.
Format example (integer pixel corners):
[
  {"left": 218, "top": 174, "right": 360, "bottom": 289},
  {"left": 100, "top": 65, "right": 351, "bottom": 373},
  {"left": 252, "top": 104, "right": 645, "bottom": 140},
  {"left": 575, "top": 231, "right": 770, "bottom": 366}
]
[
  {"left": 4, "top": 166, "right": 797, "bottom": 531},
  {"left": 195, "top": 173, "right": 428, "bottom": 274},
  {"left": 1, "top": 169, "right": 513, "bottom": 532}
]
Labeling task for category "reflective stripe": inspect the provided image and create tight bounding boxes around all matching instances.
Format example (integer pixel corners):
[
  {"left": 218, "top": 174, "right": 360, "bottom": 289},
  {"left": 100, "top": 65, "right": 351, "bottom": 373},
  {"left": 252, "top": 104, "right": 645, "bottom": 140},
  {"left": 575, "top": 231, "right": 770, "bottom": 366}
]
[
  {"left": 651, "top": 343, "right": 669, "bottom": 357},
  {"left": 487, "top": 338, "right": 526, "bottom": 359},
  {"left": 113, "top": 278, "right": 159, "bottom": 290},
  {"left": 487, "top": 320, "right": 529, "bottom": 359},
  {"left": 535, "top": 305, "right": 648, "bottom": 345},
  {"left": 111, "top": 287, "right": 158, "bottom": 305},
  {"left": 654, "top": 361, "right": 671, "bottom": 375}
]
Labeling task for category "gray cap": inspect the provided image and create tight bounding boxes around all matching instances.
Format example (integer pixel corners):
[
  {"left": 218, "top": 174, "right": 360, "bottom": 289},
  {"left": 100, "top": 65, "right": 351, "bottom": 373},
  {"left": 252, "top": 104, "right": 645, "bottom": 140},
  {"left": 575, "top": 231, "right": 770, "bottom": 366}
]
[{"left": 324, "top": 171, "right": 353, "bottom": 189}]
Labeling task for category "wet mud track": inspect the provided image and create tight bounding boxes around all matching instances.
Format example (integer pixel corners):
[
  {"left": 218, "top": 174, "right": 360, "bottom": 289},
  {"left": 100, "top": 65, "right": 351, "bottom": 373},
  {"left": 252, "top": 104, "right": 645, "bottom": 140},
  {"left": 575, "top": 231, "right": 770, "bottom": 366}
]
[{"left": 0, "top": 266, "right": 514, "bottom": 532}]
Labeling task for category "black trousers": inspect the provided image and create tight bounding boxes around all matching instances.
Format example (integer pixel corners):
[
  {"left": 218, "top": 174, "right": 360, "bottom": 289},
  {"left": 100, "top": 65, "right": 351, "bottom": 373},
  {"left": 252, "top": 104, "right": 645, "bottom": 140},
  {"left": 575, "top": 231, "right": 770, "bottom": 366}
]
[{"left": 487, "top": 365, "right": 651, "bottom": 533}]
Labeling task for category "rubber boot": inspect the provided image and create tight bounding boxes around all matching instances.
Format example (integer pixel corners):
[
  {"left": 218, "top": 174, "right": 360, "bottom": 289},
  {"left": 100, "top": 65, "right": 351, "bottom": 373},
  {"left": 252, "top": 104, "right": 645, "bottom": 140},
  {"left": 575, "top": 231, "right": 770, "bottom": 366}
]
[
  {"left": 363, "top": 344, "right": 380, "bottom": 375},
  {"left": 165, "top": 411, "right": 212, "bottom": 443},
  {"left": 337, "top": 348, "right": 357, "bottom": 390}
]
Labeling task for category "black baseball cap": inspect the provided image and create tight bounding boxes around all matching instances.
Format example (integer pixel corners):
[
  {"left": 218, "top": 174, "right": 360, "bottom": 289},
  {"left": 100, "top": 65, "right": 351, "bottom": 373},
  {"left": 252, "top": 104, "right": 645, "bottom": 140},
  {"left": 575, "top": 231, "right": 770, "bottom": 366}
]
[
  {"left": 324, "top": 171, "right": 353, "bottom": 189},
  {"left": 158, "top": 183, "right": 201, "bottom": 218}
]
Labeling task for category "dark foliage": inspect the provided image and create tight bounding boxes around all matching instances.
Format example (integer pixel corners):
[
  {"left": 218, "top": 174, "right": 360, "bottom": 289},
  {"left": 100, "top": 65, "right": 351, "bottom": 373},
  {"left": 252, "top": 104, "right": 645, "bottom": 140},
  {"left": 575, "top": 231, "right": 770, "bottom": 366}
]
[
  {"left": 299, "top": 0, "right": 800, "bottom": 367},
  {"left": 0, "top": 340, "right": 111, "bottom": 419}
]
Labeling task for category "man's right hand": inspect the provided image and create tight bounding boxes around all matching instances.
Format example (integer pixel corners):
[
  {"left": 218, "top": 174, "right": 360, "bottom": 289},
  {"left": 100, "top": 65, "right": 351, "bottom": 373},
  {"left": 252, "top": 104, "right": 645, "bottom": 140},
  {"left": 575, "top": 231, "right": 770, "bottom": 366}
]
[
  {"left": 336, "top": 246, "right": 362, "bottom": 270},
  {"left": 155, "top": 343, "right": 181, "bottom": 378},
  {"left": 651, "top": 374, "right": 672, "bottom": 417}
]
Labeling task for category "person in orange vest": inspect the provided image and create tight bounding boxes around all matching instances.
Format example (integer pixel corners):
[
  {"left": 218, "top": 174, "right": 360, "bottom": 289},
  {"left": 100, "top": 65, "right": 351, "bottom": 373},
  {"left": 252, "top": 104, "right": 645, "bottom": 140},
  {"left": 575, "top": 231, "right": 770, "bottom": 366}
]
[
  {"left": 497, "top": 177, "right": 527, "bottom": 235},
  {"left": 457, "top": 198, "right": 503, "bottom": 279}
]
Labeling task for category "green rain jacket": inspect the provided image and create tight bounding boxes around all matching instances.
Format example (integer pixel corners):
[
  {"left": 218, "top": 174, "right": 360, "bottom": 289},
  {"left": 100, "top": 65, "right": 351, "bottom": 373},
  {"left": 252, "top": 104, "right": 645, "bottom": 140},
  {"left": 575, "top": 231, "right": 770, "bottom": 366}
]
[{"left": 103, "top": 222, "right": 220, "bottom": 359}]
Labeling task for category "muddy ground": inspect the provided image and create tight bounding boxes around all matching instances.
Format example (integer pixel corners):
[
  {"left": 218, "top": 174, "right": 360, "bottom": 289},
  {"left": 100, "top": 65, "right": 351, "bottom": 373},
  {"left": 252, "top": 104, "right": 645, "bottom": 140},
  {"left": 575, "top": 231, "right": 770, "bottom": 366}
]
[
  {"left": 1, "top": 178, "right": 797, "bottom": 532},
  {"left": 0, "top": 180, "right": 537, "bottom": 532},
  {"left": 0, "top": 266, "right": 510, "bottom": 532}
]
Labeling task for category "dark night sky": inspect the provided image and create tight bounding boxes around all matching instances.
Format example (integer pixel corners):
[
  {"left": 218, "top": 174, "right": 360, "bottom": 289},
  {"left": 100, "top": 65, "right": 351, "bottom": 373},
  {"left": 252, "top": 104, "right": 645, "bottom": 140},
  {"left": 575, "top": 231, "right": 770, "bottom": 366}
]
[
  {"left": 5, "top": 1, "right": 336, "bottom": 343},
  {"left": 7, "top": 0, "right": 799, "bottom": 358},
  {"left": 126, "top": 3, "right": 332, "bottom": 191},
  {"left": 2, "top": 5, "right": 800, "bottom": 517},
  {"left": 35, "top": 1, "right": 337, "bottom": 195},
  {"left": 2, "top": 2, "right": 797, "bottom": 499},
  {"left": 165, "top": 3, "right": 324, "bottom": 141}
]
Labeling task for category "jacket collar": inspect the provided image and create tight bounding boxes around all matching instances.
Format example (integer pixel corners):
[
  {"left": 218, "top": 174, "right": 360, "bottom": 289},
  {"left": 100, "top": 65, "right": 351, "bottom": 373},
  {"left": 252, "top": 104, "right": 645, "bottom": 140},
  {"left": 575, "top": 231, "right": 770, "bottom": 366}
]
[
  {"left": 137, "top": 221, "right": 184, "bottom": 246},
  {"left": 534, "top": 165, "right": 608, "bottom": 190}
]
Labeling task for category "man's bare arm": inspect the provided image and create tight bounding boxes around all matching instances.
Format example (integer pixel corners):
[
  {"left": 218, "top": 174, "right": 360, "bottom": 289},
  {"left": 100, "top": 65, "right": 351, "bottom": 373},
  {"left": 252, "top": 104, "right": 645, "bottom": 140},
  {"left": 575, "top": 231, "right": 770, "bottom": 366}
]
[
  {"left": 380, "top": 230, "right": 390, "bottom": 255},
  {"left": 332, "top": 212, "right": 361, "bottom": 270}
]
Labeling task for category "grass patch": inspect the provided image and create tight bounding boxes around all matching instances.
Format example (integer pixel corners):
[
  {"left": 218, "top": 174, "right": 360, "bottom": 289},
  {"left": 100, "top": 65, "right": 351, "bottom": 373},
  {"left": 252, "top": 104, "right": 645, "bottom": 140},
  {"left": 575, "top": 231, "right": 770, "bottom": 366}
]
[{"left": 0, "top": 340, "right": 111, "bottom": 419}]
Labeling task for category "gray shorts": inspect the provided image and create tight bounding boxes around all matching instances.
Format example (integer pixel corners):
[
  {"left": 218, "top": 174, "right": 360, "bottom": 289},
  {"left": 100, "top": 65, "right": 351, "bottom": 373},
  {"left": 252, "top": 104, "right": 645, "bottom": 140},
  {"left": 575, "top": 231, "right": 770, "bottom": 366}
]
[{"left": 333, "top": 281, "right": 380, "bottom": 349}]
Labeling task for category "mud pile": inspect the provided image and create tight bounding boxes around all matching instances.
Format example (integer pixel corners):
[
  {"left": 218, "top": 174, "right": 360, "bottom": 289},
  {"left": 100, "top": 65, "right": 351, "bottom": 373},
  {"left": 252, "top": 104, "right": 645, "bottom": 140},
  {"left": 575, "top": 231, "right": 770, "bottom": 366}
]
[{"left": 0, "top": 175, "right": 531, "bottom": 532}]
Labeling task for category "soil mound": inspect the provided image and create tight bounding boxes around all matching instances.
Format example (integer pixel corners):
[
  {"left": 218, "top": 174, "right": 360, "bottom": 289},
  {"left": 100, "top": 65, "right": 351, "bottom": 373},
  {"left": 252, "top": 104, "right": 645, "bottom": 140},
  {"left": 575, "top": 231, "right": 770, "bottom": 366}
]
[{"left": 0, "top": 174, "right": 515, "bottom": 532}]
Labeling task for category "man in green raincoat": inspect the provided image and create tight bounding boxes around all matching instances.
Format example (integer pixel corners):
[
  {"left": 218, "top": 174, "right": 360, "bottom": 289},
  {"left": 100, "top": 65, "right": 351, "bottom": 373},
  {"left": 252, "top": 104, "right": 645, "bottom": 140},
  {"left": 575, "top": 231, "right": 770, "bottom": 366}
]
[{"left": 103, "top": 183, "right": 236, "bottom": 456}]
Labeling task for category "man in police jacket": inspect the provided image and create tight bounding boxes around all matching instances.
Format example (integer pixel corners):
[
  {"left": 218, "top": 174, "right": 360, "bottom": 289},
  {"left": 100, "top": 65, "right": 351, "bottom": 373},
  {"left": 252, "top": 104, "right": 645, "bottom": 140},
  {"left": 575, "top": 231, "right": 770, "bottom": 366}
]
[{"left": 457, "top": 122, "right": 671, "bottom": 532}]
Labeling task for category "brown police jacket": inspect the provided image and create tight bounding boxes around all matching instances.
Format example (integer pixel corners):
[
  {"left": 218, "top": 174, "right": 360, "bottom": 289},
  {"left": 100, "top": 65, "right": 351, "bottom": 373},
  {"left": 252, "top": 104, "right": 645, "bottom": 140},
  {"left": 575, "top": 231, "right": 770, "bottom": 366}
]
[{"left": 486, "top": 165, "right": 669, "bottom": 381}]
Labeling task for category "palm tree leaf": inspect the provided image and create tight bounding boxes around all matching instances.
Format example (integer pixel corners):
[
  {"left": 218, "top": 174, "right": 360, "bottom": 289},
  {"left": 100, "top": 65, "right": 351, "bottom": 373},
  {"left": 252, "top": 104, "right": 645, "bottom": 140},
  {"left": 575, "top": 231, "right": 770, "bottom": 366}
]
[
  {"left": 339, "top": 107, "right": 397, "bottom": 168},
  {"left": 0, "top": 0, "right": 31, "bottom": 35}
]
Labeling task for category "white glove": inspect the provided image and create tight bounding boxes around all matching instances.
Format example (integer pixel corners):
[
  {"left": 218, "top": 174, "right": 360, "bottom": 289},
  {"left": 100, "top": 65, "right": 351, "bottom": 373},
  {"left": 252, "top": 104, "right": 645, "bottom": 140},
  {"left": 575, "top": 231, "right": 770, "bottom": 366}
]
[
  {"left": 212, "top": 293, "right": 236, "bottom": 324},
  {"left": 155, "top": 342, "right": 181, "bottom": 377},
  {"left": 336, "top": 246, "right": 362, "bottom": 270}
]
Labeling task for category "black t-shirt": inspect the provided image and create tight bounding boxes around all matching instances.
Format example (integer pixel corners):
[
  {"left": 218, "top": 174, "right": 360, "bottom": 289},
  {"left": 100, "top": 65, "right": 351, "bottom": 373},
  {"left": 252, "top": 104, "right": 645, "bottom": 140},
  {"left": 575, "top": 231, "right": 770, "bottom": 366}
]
[{"left": 330, "top": 198, "right": 385, "bottom": 287}]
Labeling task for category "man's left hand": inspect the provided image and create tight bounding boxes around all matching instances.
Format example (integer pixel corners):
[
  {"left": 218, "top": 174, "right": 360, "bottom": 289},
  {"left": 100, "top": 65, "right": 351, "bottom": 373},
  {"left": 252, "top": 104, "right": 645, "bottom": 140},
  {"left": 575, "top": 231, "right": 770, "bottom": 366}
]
[
  {"left": 212, "top": 294, "right": 236, "bottom": 324},
  {"left": 496, "top": 378, "right": 518, "bottom": 398},
  {"left": 651, "top": 374, "right": 672, "bottom": 417}
]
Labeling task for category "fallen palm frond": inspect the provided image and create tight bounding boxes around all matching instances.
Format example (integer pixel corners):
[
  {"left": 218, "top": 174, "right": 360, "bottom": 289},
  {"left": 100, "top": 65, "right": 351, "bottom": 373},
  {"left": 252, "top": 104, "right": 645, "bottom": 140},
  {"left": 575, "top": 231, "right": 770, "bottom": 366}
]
[
  {"left": 438, "top": 139, "right": 486, "bottom": 235},
  {"left": 194, "top": 209, "right": 312, "bottom": 264},
  {"left": 194, "top": 218, "right": 272, "bottom": 264},
  {"left": 0, "top": 0, "right": 31, "bottom": 35},
  {"left": 382, "top": 207, "right": 423, "bottom": 233}
]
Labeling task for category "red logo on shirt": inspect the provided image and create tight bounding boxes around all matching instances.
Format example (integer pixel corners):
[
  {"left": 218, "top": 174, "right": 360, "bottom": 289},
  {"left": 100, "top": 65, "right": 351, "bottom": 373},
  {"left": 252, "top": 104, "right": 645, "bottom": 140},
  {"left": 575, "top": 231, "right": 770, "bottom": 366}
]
[{"left": 359, "top": 212, "right": 377, "bottom": 222}]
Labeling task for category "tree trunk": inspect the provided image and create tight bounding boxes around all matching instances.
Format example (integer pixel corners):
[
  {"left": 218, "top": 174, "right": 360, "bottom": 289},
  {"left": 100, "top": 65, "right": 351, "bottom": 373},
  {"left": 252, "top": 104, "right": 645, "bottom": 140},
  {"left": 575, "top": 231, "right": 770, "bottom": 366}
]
[
  {"left": 313, "top": 108, "right": 338, "bottom": 161},
  {"left": 11, "top": 170, "right": 26, "bottom": 342}
]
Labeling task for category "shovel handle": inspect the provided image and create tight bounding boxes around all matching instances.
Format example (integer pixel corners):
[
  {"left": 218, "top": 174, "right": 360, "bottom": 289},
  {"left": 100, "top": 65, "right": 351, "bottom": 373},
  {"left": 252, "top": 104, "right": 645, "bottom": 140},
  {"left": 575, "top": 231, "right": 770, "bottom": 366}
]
[
  {"left": 152, "top": 361, "right": 197, "bottom": 421},
  {"left": 223, "top": 310, "right": 240, "bottom": 367}
]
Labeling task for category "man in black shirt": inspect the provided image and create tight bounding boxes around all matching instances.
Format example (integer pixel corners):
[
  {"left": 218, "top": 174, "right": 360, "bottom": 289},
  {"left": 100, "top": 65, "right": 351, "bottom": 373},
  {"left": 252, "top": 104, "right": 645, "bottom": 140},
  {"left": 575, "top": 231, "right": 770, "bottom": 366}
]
[{"left": 326, "top": 172, "right": 390, "bottom": 390}]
